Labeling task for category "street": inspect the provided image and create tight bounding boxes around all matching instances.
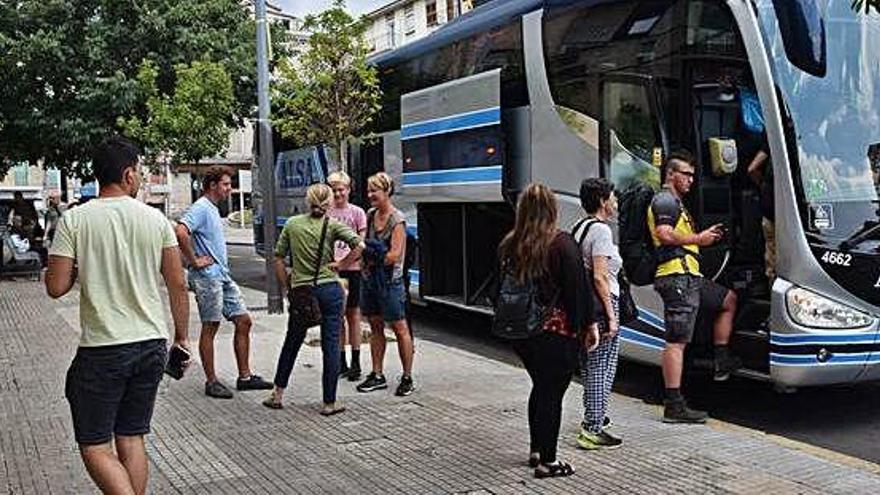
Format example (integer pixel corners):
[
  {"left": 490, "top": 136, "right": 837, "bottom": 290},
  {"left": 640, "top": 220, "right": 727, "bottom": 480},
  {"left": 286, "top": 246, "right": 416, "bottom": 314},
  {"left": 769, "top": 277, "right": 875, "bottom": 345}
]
[{"left": 230, "top": 244, "right": 880, "bottom": 465}]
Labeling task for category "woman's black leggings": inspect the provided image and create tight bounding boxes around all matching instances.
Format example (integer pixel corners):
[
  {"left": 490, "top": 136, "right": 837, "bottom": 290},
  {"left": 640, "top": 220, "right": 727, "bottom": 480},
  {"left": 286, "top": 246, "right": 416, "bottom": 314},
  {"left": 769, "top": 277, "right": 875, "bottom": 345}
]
[{"left": 513, "top": 332, "right": 579, "bottom": 464}]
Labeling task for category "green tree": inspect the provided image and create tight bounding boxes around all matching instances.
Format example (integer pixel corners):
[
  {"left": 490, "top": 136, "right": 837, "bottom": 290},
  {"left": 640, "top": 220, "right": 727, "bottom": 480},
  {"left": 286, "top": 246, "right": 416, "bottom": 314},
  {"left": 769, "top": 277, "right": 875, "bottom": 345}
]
[
  {"left": 853, "top": 0, "right": 880, "bottom": 14},
  {"left": 0, "top": 0, "right": 288, "bottom": 179},
  {"left": 120, "top": 60, "right": 235, "bottom": 168},
  {"left": 274, "top": 0, "right": 380, "bottom": 169}
]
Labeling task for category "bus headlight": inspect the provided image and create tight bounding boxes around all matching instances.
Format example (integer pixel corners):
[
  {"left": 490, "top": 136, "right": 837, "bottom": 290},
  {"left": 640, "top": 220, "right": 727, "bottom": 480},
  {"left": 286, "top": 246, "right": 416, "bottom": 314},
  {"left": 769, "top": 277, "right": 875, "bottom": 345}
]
[{"left": 786, "top": 287, "right": 875, "bottom": 329}]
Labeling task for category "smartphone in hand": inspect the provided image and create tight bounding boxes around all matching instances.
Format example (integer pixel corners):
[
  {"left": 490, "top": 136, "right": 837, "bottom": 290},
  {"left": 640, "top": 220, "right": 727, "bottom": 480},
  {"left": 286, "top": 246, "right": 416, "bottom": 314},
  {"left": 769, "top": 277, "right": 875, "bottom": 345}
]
[{"left": 164, "top": 345, "right": 191, "bottom": 380}]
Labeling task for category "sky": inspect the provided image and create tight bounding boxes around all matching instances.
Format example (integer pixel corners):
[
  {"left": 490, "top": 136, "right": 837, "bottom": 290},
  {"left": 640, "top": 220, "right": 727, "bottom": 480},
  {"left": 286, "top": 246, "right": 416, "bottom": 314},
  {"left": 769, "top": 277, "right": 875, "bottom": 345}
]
[{"left": 275, "top": 0, "right": 388, "bottom": 17}]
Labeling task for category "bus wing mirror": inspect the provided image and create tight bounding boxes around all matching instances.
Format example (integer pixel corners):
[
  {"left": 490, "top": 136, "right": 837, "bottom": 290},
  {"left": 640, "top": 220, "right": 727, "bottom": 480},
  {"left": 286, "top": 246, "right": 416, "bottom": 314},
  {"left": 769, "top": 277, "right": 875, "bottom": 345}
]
[{"left": 771, "top": 0, "right": 827, "bottom": 77}]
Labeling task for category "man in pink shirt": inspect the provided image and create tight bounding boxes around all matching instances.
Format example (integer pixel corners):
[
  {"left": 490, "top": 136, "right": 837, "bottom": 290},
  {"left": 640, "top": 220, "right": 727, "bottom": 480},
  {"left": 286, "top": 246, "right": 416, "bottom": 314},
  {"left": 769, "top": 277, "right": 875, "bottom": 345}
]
[{"left": 327, "top": 171, "right": 368, "bottom": 380}]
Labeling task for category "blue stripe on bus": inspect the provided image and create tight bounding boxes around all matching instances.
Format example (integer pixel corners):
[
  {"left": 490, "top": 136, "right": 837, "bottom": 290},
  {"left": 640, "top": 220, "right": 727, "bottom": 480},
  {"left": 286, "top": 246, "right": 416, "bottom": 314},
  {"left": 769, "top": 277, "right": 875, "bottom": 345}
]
[
  {"left": 637, "top": 309, "right": 665, "bottom": 330},
  {"left": 620, "top": 327, "right": 665, "bottom": 350},
  {"left": 409, "top": 269, "right": 420, "bottom": 286},
  {"left": 406, "top": 225, "right": 419, "bottom": 239},
  {"left": 769, "top": 352, "right": 880, "bottom": 366},
  {"left": 770, "top": 333, "right": 877, "bottom": 346},
  {"left": 403, "top": 166, "right": 502, "bottom": 186},
  {"left": 401, "top": 107, "right": 501, "bottom": 140}
]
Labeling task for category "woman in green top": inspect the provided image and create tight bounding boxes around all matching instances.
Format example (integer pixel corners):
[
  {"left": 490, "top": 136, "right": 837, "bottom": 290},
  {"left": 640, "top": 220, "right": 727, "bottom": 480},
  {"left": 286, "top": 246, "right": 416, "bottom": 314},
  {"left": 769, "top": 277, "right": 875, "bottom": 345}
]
[{"left": 264, "top": 184, "right": 364, "bottom": 415}]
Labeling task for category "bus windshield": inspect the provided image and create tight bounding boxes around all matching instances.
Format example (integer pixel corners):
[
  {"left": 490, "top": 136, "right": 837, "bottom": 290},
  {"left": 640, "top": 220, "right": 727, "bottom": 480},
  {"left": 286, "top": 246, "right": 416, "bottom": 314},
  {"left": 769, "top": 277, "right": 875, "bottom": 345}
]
[{"left": 759, "top": 1, "right": 880, "bottom": 235}]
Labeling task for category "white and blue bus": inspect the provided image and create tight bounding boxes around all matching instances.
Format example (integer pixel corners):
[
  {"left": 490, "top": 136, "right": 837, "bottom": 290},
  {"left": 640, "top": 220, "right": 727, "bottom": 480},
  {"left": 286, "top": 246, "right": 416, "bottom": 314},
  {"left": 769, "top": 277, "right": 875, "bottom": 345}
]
[{"left": 262, "top": 0, "right": 880, "bottom": 389}]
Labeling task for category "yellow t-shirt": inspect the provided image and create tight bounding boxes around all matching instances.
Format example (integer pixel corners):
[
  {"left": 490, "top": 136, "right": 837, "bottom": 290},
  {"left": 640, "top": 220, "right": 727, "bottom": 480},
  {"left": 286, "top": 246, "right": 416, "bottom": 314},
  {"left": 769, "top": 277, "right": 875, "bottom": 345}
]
[
  {"left": 647, "top": 188, "right": 701, "bottom": 278},
  {"left": 49, "top": 196, "right": 178, "bottom": 347}
]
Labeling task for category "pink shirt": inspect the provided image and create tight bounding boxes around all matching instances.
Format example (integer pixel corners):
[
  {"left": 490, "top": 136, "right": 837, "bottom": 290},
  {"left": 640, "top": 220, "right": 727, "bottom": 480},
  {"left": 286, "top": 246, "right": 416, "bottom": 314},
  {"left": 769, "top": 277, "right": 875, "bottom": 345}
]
[{"left": 328, "top": 203, "right": 367, "bottom": 271}]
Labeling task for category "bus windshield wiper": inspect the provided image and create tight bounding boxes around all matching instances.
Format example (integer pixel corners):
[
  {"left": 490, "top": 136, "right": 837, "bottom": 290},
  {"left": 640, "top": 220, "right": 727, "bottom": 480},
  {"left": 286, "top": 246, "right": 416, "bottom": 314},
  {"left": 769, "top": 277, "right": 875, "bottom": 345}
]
[{"left": 839, "top": 220, "right": 880, "bottom": 251}]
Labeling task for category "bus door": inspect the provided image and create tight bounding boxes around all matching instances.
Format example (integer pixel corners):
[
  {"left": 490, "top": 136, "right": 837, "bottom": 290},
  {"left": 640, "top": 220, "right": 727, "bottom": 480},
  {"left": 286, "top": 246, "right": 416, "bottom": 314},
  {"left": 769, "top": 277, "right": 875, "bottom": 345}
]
[
  {"left": 599, "top": 75, "right": 667, "bottom": 193},
  {"left": 599, "top": 75, "right": 670, "bottom": 362},
  {"left": 687, "top": 74, "right": 774, "bottom": 371}
]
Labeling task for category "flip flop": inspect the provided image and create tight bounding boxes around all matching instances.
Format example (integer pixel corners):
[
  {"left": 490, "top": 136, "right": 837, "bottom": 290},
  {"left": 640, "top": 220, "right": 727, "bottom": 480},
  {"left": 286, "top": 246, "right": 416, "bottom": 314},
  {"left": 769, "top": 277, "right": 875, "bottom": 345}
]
[
  {"left": 262, "top": 397, "right": 283, "bottom": 410},
  {"left": 534, "top": 461, "right": 575, "bottom": 479},
  {"left": 320, "top": 404, "right": 346, "bottom": 416}
]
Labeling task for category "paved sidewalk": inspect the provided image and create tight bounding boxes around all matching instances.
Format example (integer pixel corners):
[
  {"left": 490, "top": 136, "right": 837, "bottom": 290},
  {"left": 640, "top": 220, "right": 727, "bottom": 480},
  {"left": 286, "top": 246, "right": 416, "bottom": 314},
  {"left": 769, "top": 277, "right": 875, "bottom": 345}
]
[
  {"left": 4, "top": 280, "right": 880, "bottom": 494},
  {"left": 224, "top": 222, "right": 254, "bottom": 246}
]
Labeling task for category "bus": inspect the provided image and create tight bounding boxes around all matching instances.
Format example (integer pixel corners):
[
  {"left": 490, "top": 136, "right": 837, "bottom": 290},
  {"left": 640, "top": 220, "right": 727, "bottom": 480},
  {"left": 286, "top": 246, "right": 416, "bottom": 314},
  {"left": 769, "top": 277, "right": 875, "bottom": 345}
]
[
  {"left": 252, "top": 144, "right": 338, "bottom": 254},
  {"left": 342, "top": 0, "right": 880, "bottom": 389}
]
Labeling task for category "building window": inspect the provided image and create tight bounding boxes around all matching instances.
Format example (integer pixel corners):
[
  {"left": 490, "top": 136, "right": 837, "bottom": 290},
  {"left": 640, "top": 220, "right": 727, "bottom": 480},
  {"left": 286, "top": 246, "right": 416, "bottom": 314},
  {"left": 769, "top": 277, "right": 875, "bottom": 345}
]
[
  {"left": 386, "top": 14, "right": 396, "bottom": 48},
  {"left": 404, "top": 4, "right": 416, "bottom": 36},
  {"left": 426, "top": 1, "right": 438, "bottom": 27},
  {"left": 446, "top": 0, "right": 459, "bottom": 22}
]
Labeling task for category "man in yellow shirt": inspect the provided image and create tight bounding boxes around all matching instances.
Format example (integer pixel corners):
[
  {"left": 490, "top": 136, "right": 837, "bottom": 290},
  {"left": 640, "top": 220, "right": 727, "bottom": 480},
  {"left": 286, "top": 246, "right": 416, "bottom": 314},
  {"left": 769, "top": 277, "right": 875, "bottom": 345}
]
[
  {"left": 46, "top": 137, "right": 191, "bottom": 495},
  {"left": 648, "top": 151, "right": 739, "bottom": 424}
]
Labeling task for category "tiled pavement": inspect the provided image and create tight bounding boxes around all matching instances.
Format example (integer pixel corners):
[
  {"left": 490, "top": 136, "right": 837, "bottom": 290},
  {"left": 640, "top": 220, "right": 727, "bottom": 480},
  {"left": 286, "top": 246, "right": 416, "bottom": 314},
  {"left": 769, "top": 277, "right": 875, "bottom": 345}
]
[{"left": 3, "top": 279, "right": 880, "bottom": 494}]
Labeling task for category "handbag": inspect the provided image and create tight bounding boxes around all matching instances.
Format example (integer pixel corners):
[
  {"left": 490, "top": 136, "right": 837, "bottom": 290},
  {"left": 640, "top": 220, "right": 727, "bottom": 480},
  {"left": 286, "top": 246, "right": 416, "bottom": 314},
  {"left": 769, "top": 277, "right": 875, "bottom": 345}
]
[
  {"left": 287, "top": 217, "right": 329, "bottom": 329},
  {"left": 617, "top": 270, "right": 639, "bottom": 326}
]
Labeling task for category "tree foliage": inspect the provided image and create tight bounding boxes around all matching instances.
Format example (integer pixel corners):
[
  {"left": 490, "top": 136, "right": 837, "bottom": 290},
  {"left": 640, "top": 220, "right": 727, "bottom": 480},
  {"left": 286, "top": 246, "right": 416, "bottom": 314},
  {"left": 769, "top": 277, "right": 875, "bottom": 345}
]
[
  {"left": 852, "top": 0, "right": 880, "bottom": 14},
  {"left": 0, "top": 0, "right": 287, "bottom": 178},
  {"left": 273, "top": 0, "right": 380, "bottom": 169},
  {"left": 120, "top": 60, "right": 235, "bottom": 168}
]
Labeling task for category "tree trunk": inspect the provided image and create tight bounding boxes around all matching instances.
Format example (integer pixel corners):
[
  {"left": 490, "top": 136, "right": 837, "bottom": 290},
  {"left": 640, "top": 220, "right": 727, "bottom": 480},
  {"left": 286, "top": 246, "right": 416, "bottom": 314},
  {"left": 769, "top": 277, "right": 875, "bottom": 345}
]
[{"left": 338, "top": 139, "right": 348, "bottom": 174}]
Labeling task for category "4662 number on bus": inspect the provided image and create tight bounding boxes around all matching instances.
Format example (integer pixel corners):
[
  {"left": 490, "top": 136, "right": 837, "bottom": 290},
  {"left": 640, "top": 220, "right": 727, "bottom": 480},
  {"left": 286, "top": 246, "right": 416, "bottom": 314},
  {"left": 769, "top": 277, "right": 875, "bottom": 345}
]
[{"left": 821, "top": 251, "right": 852, "bottom": 267}]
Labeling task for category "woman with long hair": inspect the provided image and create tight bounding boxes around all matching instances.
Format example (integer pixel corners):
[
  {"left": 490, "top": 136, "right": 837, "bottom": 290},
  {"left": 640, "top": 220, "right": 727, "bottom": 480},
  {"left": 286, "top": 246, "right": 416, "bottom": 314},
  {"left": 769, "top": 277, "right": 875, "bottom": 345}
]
[
  {"left": 499, "top": 183, "right": 599, "bottom": 479},
  {"left": 264, "top": 183, "right": 364, "bottom": 415},
  {"left": 355, "top": 172, "right": 416, "bottom": 397}
]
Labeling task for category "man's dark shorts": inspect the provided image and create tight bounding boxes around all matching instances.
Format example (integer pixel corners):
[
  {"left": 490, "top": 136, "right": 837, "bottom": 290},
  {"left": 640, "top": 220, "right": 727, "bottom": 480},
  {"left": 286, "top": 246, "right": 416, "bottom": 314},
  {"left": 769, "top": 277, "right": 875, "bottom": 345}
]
[
  {"left": 339, "top": 270, "right": 362, "bottom": 309},
  {"left": 654, "top": 275, "right": 728, "bottom": 344},
  {"left": 65, "top": 339, "right": 167, "bottom": 445}
]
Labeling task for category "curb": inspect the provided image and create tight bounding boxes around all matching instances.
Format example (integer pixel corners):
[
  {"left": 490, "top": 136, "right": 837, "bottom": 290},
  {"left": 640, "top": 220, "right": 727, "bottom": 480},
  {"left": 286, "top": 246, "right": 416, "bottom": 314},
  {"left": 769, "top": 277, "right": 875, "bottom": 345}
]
[{"left": 707, "top": 418, "right": 880, "bottom": 475}]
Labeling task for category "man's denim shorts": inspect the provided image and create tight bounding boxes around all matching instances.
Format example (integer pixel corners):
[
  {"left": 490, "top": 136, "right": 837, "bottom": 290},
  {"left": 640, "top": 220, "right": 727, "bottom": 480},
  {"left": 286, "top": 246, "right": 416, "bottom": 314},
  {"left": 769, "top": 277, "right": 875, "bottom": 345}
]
[
  {"left": 361, "top": 276, "right": 406, "bottom": 323},
  {"left": 189, "top": 272, "right": 248, "bottom": 323},
  {"left": 65, "top": 339, "right": 167, "bottom": 445}
]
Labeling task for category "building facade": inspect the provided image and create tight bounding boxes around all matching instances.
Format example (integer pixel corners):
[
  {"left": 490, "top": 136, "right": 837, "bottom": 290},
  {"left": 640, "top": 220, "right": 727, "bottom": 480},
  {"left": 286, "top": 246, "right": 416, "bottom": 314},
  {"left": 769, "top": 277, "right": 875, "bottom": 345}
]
[{"left": 365, "top": 0, "right": 476, "bottom": 55}]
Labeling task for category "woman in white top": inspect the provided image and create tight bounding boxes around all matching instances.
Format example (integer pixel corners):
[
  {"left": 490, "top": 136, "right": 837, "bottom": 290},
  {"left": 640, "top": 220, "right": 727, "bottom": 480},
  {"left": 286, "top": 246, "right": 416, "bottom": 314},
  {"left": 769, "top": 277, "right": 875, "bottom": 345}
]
[{"left": 571, "top": 178, "right": 624, "bottom": 450}]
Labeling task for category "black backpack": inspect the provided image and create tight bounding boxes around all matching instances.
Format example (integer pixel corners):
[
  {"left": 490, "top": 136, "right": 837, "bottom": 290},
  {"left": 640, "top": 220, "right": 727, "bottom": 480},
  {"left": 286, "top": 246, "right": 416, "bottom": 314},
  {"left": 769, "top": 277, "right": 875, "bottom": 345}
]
[
  {"left": 571, "top": 218, "right": 639, "bottom": 326},
  {"left": 618, "top": 182, "right": 659, "bottom": 286},
  {"left": 492, "top": 265, "right": 550, "bottom": 340}
]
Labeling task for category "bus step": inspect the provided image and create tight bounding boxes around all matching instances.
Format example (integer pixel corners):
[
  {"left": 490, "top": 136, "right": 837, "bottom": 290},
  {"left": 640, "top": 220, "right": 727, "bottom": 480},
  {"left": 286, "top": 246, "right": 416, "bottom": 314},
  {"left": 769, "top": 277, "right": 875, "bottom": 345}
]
[
  {"left": 423, "top": 295, "right": 495, "bottom": 316},
  {"left": 691, "top": 357, "right": 771, "bottom": 382}
]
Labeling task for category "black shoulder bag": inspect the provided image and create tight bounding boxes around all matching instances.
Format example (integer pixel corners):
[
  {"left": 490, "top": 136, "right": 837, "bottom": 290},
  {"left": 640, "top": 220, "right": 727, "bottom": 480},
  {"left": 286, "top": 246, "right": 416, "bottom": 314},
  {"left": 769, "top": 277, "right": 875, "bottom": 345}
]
[{"left": 288, "top": 217, "right": 329, "bottom": 329}]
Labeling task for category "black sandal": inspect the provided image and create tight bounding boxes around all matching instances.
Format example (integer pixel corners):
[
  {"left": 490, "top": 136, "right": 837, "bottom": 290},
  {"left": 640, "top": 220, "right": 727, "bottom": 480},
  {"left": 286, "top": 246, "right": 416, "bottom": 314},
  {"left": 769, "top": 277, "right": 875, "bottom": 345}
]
[
  {"left": 534, "top": 461, "right": 575, "bottom": 479},
  {"left": 528, "top": 452, "right": 540, "bottom": 468}
]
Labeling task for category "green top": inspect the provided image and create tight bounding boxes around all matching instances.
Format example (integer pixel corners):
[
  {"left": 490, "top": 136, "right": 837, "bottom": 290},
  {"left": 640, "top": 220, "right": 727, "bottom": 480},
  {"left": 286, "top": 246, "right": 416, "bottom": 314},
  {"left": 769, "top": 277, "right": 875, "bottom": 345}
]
[
  {"left": 275, "top": 214, "right": 362, "bottom": 288},
  {"left": 49, "top": 197, "right": 177, "bottom": 347}
]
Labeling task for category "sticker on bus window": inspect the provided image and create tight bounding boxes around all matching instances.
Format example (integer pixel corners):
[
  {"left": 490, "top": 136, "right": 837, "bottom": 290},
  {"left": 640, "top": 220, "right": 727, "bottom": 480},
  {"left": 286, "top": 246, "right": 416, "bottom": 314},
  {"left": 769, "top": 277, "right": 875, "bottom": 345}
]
[{"left": 810, "top": 203, "right": 834, "bottom": 230}]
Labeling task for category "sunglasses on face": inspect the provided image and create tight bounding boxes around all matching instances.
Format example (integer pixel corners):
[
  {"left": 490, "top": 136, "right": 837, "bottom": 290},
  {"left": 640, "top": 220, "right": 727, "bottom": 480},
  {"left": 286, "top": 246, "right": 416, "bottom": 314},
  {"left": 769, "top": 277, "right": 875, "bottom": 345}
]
[{"left": 673, "top": 169, "right": 695, "bottom": 178}]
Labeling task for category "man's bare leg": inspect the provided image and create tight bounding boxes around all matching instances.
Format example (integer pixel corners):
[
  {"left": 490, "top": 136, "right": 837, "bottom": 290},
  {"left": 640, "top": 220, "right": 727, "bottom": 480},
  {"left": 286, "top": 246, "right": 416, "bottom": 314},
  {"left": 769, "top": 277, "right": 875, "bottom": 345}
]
[
  {"left": 232, "top": 313, "right": 253, "bottom": 378},
  {"left": 199, "top": 322, "right": 220, "bottom": 383},
  {"left": 80, "top": 442, "right": 136, "bottom": 495},
  {"left": 115, "top": 435, "right": 148, "bottom": 495}
]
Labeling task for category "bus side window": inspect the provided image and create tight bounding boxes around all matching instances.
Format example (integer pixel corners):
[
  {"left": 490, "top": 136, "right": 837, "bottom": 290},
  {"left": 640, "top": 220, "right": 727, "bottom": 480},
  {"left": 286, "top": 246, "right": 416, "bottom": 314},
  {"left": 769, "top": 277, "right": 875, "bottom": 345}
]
[{"left": 602, "top": 81, "right": 662, "bottom": 192}]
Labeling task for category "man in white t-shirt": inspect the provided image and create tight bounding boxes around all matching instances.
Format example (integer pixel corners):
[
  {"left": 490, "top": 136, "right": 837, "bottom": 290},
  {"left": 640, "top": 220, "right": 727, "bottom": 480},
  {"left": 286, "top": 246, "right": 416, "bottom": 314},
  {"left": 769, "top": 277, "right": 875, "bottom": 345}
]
[{"left": 46, "top": 137, "right": 191, "bottom": 495}]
